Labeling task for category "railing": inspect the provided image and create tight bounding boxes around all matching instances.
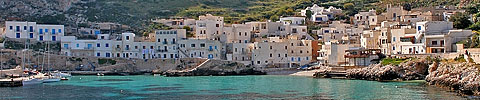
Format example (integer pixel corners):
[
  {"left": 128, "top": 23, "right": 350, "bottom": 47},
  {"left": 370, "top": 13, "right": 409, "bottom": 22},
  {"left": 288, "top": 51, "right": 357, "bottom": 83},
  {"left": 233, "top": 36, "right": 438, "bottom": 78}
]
[{"left": 157, "top": 49, "right": 168, "bottom": 52}]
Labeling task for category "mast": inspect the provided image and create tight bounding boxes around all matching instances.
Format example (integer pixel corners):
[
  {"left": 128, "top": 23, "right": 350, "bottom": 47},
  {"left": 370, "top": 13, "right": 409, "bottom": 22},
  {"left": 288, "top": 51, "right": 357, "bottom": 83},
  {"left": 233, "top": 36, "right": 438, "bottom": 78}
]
[{"left": 47, "top": 41, "right": 50, "bottom": 74}]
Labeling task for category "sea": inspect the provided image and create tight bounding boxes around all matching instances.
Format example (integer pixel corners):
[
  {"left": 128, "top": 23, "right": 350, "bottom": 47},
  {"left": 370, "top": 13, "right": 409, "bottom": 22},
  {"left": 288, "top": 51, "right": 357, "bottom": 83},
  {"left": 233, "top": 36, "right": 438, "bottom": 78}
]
[{"left": 0, "top": 75, "right": 471, "bottom": 100}]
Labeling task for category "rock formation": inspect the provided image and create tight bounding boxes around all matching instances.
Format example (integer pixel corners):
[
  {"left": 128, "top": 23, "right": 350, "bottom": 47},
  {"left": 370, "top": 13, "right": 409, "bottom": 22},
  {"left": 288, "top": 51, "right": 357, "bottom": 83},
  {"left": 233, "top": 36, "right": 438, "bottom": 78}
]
[
  {"left": 346, "top": 58, "right": 430, "bottom": 81},
  {"left": 426, "top": 62, "right": 480, "bottom": 95}
]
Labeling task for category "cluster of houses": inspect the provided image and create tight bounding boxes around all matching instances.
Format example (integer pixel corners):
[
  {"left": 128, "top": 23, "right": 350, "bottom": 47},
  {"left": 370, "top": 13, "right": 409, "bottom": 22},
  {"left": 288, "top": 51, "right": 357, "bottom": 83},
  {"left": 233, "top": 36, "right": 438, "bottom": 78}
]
[{"left": 1, "top": 4, "right": 476, "bottom": 68}]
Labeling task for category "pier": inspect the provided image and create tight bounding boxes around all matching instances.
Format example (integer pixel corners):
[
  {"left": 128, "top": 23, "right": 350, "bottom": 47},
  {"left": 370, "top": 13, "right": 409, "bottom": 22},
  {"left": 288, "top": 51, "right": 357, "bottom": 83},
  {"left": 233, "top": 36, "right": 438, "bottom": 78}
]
[{"left": 0, "top": 79, "right": 23, "bottom": 87}]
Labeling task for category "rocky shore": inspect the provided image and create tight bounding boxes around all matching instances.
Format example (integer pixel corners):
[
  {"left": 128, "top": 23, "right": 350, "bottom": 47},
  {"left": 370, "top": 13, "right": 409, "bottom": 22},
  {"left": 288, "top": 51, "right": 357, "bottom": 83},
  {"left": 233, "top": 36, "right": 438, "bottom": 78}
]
[
  {"left": 426, "top": 62, "right": 480, "bottom": 95},
  {"left": 346, "top": 59, "right": 430, "bottom": 81},
  {"left": 342, "top": 58, "right": 480, "bottom": 96},
  {"left": 163, "top": 60, "right": 266, "bottom": 77}
]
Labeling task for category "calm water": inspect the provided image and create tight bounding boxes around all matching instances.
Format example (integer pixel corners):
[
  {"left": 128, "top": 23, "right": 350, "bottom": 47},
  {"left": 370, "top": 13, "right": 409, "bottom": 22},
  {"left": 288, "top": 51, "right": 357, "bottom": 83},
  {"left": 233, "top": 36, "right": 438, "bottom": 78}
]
[{"left": 0, "top": 75, "right": 468, "bottom": 100}]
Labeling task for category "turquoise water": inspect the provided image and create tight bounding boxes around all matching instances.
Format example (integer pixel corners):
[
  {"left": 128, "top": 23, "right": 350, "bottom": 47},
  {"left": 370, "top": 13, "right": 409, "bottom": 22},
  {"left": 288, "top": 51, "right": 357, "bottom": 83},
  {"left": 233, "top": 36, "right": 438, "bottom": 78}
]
[{"left": 0, "top": 75, "right": 467, "bottom": 100}]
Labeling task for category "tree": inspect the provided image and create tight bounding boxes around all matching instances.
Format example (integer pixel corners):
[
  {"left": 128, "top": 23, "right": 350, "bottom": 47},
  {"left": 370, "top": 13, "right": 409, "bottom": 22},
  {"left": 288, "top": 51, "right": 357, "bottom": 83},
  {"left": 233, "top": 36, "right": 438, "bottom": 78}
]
[
  {"left": 465, "top": 5, "right": 479, "bottom": 14},
  {"left": 343, "top": 3, "right": 354, "bottom": 10},
  {"left": 403, "top": 3, "right": 412, "bottom": 11},
  {"left": 469, "top": 22, "right": 480, "bottom": 31},
  {"left": 305, "top": 10, "right": 312, "bottom": 19},
  {"left": 343, "top": 3, "right": 356, "bottom": 16},
  {"left": 270, "top": 15, "right": 279, "bottom": 22},
  {"left": 450, "top": 12, "right": 472, "bottom": 29}
]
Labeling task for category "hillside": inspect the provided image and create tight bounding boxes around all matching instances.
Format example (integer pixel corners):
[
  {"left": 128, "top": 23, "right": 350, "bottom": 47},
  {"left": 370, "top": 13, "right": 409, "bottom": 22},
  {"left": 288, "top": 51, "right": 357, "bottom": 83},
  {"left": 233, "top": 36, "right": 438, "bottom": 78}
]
[{"left": 1, "top": 0, "right": 477, "bottom": 29}]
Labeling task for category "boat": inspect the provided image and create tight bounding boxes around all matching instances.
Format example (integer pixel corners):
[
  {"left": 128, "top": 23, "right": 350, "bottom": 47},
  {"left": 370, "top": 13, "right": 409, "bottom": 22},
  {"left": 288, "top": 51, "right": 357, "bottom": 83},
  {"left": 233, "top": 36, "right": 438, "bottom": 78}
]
[
  {"left": 22, "top": 78, "right": 43, "bottom": 85},
  {"left": 51, "top": 71, "right": 72, "bottom": 77},
  {"left": 97, "top": 73, "right": 104, "bottom": 76},
  {"left": 42, "top": 76, "right": 61, "bottom": 83},
  {"left": 60, "top": 77, "right": 69, "bottom": 80}
]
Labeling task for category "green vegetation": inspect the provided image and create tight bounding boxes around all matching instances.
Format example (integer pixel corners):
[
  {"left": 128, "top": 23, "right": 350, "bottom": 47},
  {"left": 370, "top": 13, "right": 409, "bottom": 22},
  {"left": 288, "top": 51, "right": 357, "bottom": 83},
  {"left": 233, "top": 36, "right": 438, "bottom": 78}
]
[
  {"left": 139, "top": 22, "right": 172, "bottom": 37},
  {"left": 98, "top": 59, "right": 117, "bottom": 65},
  {"left": 381, "top": 58, "right": 408, "bottom": 65},
  {"left": 454, "top": 54, "right": 467, "bottom": 62},
  {"left": 0, "top": 37, "right": 4, "bottom": 43},
  {"left": 450, "top": 12, "right": 473, "bottom": 29},
  {"left": 183, "top": 26, "right": 195, "bottom": 38},
  {"left": 457, "top": 32, "right": 480, "bottom": 48},
  {"left": 4, "top": 40, "right": 61, "bottom": 52}
]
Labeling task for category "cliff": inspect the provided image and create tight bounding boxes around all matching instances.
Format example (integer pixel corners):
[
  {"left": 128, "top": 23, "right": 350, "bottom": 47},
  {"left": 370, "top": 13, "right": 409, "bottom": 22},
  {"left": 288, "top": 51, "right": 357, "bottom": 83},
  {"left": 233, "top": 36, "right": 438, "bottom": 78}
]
[
  {"left": 426, "top": 62, "right": 480, "bottom": 95},
  {"left": 344, "top": 58, "right": 480, "bottom": 96},
  {"left": 346, "top": 58, "right": 430, "bottom": 81},
  {"left": 164, "top": 59, "right": 265, "bottom": 77}
]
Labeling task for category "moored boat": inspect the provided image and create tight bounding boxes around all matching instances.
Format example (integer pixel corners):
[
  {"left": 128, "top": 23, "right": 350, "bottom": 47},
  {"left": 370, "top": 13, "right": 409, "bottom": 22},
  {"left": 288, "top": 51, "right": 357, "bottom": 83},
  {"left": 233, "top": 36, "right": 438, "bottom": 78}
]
[{"left": 22, "top": 78, "right": 43, "bottom": 85}]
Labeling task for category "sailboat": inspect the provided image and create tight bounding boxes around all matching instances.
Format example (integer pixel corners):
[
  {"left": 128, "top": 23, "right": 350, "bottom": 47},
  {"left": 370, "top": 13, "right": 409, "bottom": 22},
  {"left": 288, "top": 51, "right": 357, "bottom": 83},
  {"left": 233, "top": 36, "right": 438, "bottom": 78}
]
[
  {"left": 40, "top": 41, "right": 60, "bottom": 83},
  {"left": 21, "top": 39, "right": 44, "bottom": 85}
]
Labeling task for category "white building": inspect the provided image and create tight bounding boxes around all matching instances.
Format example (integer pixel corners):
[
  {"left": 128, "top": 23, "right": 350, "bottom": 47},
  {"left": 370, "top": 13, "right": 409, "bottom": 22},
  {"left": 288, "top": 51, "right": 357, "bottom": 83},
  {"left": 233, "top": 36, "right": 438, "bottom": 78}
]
[
  {"left": 301, "top": 4, "right": 342, "bottom": 22},
  {"left": 5, "top": 21, "right": 64, "bottom": 41}
]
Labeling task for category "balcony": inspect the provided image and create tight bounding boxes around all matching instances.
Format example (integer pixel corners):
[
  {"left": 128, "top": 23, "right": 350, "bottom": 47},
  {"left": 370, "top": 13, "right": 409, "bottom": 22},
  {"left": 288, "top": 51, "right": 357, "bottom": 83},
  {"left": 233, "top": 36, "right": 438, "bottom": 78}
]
[{"left": 157, "top": 49, "right": 168, "bottom": 52}]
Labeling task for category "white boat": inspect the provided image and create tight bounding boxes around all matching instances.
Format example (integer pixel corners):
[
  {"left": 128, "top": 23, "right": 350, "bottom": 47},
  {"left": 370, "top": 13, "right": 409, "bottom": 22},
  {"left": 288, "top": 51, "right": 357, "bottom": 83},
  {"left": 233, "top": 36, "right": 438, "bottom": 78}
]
[
  {"left": 51, "top": 71, "right": 72, "bottom": 77},
  {"left": 42, "top": 77, "right": 61, "bottom": 83},
  {"left": 22, "top": 78, "right": 43, "bottom": 85}
]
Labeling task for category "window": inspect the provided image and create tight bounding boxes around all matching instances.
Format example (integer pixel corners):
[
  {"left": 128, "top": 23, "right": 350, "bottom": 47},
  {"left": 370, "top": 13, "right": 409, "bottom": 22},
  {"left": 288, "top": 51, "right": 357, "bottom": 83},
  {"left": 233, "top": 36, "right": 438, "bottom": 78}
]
[
  {"left": 126, "top": 36, "right": 130, "bottom": 40},
  {"left": 24, "top": 26, "right": 26, "bottom": 30},
  {"left": 393, "top": 46, "right": 396, "bottom": 50},
  {"left": 29, "top": 33, "right": 33, "bottom": 38},
  {"left": 97, "top": 43, "right": 100, "bottom": 47},
  {"left": 191, "top": 44, "right": 196, "bottom": 47},
  {"left": 40, "top": 36, "right": 44, "bottom": 41},
  {"left": 417, "top": 26, "right": 421, "bottom": 31},
  {"left": 9, "top": 26, "right": 12, "bottom": 30},
  {"left": 105, "top": 43, "right": 109, "bottom": 47},
  {"left": 216, "top": 24, "right": 219, "bottom": 27},
  {"left": 393, "top": 37, "right": 396, "bottom": 42},
  {"left": 87, "top": 44, "right": 92, "bottom": 49},
  {"left": 285, "top": 46, "right": 287, "bottom": 49},
  {"left": 432, "top": 41, "right": 438, "bottom": 45},
  {"left": 285, "top": 54, "right": 287, "bottom": 57},
  {"left": 200, "top": 43, "right": 205, "bottom": 47},
  {"left": 16, "top": 26, "right": 20, "bottom": 32},
  {"left": 76, "top": 44, "right": 79, "bottom": 47},
  {"left": 39, "top": 29, "right": 43, "bottom": 34},
  {"left": 45, "top": 29, "right": 48, "bottom": 33},
  {"left": 16, "top": 33, "right": 20, "bottom": 38},
  {"left": 97, "top": 53, "right": 100, "bottom": 57},
  {"left": 298, "top": 57, "right": 301, "bottom": 61},
  {"left": 58, "top": 29, "right": 62, "bottom": 33},
  {"left": 306, "top": 57, "right": 309, "bottom": 60},
  {"left": 106, "top": 53, "right": 111, "bottom": 57},
  {"left": 270, "top": 46, "right": 272, "bottom": 49},
  {"left": 29, "top": 26, "right": 33, "bottom": 32},
  {"left": 52, "top": 29, "right": 56, "bottom": 34},
  {"left": 63, "top": 44, "right": 69, "bottom": 48},
  {"left": 52, "top": 36, "right": 56, "bottom": 41},
  {"left": 270, "top": 53, "right": 272, "bottom": 57}
]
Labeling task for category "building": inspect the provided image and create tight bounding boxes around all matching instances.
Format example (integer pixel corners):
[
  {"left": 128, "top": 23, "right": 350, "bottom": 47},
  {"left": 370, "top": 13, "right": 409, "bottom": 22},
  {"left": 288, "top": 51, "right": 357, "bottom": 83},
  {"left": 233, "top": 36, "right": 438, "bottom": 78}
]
[
  {"left": 301, "top": 4, "right": 342, "bottom": 22},
  {"left": 5, "top": 21, "right": 64, "bottom": 41}
]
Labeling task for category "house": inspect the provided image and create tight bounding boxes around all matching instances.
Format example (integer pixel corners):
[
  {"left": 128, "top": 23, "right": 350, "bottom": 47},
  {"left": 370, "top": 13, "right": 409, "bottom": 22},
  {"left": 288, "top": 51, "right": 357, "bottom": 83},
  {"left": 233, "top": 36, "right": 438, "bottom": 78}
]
[{"left": 5, "top": 21, "right": 64, "bottom": 41}]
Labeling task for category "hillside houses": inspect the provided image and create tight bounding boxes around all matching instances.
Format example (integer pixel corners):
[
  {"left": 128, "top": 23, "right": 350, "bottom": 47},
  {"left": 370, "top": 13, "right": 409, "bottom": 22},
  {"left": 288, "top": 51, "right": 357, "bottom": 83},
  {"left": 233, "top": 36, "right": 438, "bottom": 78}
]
[{"left": 2, "top": 4, "right": 476, "bottom": 68}]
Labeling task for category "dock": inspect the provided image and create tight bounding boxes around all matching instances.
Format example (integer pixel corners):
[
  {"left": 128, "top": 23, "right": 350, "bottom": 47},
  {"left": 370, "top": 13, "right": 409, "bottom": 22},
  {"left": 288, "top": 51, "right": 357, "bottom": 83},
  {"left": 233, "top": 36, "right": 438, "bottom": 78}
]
[{"left": 0, "top": 79, "right": 23, "bottom": 87}]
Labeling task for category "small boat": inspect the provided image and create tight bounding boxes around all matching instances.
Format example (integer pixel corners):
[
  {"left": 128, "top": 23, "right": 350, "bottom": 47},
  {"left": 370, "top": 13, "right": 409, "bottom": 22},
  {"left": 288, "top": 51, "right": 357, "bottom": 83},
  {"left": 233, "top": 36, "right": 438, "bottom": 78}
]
[
  {"left": 42, "top": 77, "right": 61, "bottom": 83},
  {"left": 97, "top": 73, "right": 104, "bottom": 76},
  {"left": 22, "top": 78, "right": 43, "bottom": 85},
  {"left": 60, "top": 77, "right": 69, "bottom": 80},
  {"left": 51, "top": 71, "right": 72, "bottom": 77}
]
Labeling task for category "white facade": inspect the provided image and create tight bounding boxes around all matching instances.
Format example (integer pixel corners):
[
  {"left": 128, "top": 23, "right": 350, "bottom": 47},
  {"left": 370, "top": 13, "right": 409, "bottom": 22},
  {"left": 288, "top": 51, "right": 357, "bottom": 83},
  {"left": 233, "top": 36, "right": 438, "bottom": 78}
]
[{"left": 5, "top": 21, "right": 64, "bottom": 41}]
